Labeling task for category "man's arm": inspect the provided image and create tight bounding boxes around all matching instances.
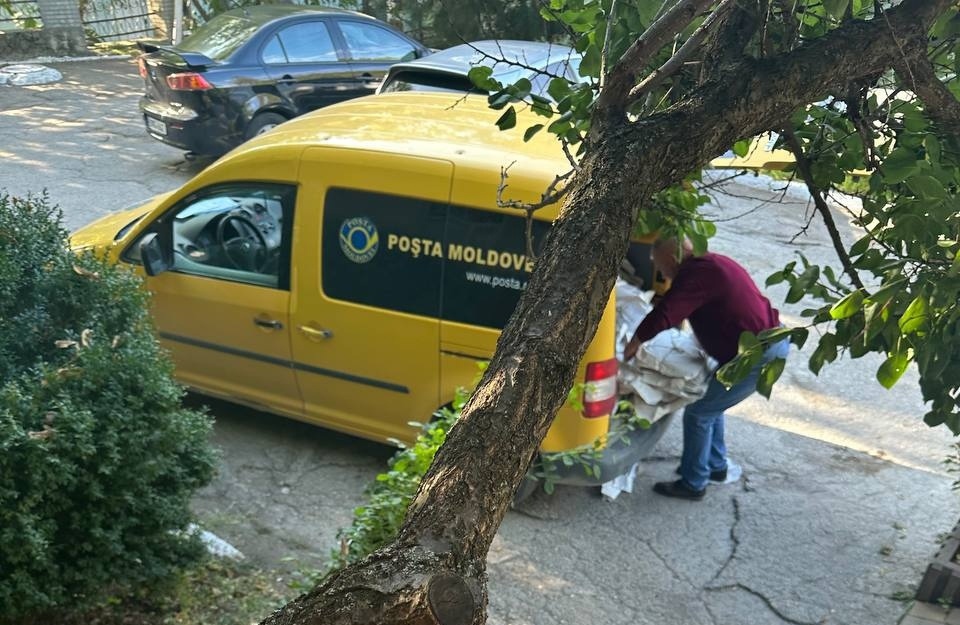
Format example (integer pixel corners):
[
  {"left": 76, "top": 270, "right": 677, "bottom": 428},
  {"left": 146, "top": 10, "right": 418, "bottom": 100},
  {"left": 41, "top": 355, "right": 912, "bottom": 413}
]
[{"left": 622, "top": 271, "right": 706, "bottom": 361}]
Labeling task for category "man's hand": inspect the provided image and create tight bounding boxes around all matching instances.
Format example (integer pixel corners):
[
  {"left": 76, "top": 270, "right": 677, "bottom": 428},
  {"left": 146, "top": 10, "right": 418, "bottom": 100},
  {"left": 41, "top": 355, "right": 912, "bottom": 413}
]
[{"left": 623, "top": 337, "right": 640, "bottom": 362}]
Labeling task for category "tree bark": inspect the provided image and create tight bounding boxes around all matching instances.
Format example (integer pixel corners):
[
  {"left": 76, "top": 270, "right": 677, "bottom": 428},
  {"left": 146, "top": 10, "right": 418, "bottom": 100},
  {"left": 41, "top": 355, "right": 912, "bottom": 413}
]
[{"left": 261, "top": 2, "right": 953, "bottom": 624}]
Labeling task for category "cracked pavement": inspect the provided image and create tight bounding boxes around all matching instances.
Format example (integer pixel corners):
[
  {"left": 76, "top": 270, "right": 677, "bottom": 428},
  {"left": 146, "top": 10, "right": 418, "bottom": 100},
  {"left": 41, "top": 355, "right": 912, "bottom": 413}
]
[{"left": 3, "top": 58, "right": 959, "bottom": 625}]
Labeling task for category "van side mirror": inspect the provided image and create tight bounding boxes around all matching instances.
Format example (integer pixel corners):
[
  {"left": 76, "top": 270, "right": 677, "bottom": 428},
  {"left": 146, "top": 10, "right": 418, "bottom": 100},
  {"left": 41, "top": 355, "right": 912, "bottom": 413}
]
[{"left": 140, "top": 232, "right": 172, "bottom": 276}]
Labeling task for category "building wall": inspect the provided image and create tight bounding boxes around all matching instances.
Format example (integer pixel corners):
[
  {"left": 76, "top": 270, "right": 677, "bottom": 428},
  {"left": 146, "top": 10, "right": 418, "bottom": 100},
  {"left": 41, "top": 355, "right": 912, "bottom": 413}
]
[{"left": 147, "top": 0, "right": 174, "bottom": 39}]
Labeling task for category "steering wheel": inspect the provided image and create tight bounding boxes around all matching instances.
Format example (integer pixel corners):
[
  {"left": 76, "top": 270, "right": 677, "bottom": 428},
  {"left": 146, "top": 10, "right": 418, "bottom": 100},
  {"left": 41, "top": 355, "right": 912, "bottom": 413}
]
[{"left": 216, "top": 212, "right": 268, "bottom": 272}]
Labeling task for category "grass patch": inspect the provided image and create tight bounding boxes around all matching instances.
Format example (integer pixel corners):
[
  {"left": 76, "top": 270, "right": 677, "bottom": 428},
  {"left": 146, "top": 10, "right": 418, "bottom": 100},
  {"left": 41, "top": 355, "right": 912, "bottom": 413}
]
[
  {"left": 12, "top": 558, "right": 291, "bottom": 625},
  {"left": 88, "top": 38, "right": 164, "bottom": 58}
]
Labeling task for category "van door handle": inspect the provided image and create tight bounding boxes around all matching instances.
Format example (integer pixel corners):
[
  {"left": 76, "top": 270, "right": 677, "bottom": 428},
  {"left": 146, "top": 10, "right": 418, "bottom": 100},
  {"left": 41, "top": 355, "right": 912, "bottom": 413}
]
[
  {"left": 253, "top": 316, "right": 283, "bottom": 330},
  {"left": 298, "top": 325, "right": 333, "bottom": 340}
]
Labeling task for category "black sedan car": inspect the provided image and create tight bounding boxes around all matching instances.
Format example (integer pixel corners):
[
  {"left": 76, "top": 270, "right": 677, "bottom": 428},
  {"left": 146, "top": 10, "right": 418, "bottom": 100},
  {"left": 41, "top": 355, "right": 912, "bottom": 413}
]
[{"left": 137, "top": 5, "right": 429, "bottom": 156}]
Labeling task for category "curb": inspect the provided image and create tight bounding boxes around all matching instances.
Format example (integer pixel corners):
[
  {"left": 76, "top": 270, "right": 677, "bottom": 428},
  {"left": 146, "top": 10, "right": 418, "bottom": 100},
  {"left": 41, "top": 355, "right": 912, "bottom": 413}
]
[{"left": 917, "top": 521, "right": 960, "bottom": 606}]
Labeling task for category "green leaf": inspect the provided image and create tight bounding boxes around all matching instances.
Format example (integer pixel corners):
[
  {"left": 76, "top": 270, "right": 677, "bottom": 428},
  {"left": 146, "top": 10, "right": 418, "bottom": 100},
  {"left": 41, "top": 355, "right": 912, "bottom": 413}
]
[
  {"left": 881, "top": 148, "right": 920, "bottom": 184},
  {"left": 510, "top": 78, "right": 532, "bottom": 100},
  {"left": 757, "top": 326, "right": 793, "bottom": 344},
  {"left": 756, "top": 358, "right": 786, "bottom": 399},
  {"left": 766, "top": 271, "right": 787, "bottom": 286},
  {"left": 924, "top": 134, "right": 942, "bottom": 163},
  {"left": 849, "top": 234, "right": 871, "bottom": 257},
  {"left": 738, "top": 331, "right": 760, "bottom": 353},
  {"left": 809, "top": 334, "right": 838, "bottom": 375},
  {"left": 822, "top": 0, "right": 849, "bottom": 19},
  {"left": 495, "top": 106, "right": 517, "bottom": 131},
  {"left": 529, "top": 94, "right": 554, "bottom": 117},
  {"left": 488, "top": 90, "right": 513, "bottom": 108},
  {"left": 717, "top": 351, "right": 760, "bottom": 388},
  {"left": 578, "top": 43, "right": 602, "bottom": 78},
  {"left": 467, "top": 66, "right": 497, "bottom": 91},
  {"left": 523, "top": 124, "right": 545, "bottom": 142},
  {"left": 830, "top": 290, "right": 864, "bottom": 319},
  {"left": 547, "top": 77, "right": 573, "bottom": 102},
  {"left": 906, "top": 175, "right": 946, "bottom": 199},
  {"left": 877, "top": 352, "right": 910, "bottom": 389},
  {"left": 899, "top": 295, "right": 929, "bottom": 334},
  {"left": 732, "top": 139, "right": 751, "bottom": 157}
]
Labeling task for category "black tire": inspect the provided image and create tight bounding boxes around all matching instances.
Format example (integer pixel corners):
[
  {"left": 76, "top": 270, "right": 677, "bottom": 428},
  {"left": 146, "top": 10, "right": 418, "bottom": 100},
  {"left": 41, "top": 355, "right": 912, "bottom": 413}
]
[{"left": 244, "top": 112, "right": 287, "bottom": 140}]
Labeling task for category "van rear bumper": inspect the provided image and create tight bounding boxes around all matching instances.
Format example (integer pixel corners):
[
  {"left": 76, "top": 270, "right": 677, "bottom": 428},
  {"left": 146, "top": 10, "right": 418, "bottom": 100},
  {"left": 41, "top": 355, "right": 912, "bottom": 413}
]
[{"left": 547, "top": 410, "right": 677, "bottom": 486}]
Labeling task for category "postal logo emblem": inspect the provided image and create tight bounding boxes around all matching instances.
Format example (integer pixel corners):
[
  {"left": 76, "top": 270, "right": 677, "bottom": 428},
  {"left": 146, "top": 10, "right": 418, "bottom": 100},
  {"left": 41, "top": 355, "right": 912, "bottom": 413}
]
[{"left": 339, "top": 217, "right": 379, "bottom": 263}]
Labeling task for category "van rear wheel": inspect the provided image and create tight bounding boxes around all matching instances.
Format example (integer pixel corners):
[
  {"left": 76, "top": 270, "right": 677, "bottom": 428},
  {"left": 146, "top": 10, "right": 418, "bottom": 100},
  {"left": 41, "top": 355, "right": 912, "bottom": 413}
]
[{"left": 512, "top": 474, "right": 541, "bottom": 507}]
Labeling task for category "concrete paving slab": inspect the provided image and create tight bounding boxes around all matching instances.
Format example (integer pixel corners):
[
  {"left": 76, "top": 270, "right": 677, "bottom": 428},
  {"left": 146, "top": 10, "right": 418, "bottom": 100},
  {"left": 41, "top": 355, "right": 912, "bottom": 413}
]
[
  {"left": 901, "top": 602, "right": 960, "bottom": 625},
  {"left": 490, "top": 416, "right": 956, "bottom": 625},
  {"left": 0, "top": 57, "right": 205, "bottom": 230}
]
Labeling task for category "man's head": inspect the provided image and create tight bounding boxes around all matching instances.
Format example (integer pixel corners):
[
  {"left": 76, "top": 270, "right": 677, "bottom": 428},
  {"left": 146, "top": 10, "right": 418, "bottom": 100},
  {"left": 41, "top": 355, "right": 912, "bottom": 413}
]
[{"left": 651, "top": 237, "right": 694, "bottom": 280}]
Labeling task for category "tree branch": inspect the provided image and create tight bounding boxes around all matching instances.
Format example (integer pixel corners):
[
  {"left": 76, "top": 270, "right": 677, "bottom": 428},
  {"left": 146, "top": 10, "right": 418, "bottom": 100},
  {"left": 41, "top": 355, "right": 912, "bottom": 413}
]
[
  {"left": 600, "top": 0, "right": 619, "bottom": 89},
  {"left": 628, "top": 0, "right": 737, "bottom": 102},
  {"left": 781, "top": 126, "right": 866, "bottom": 290},
  {"left": 597, "top": 0, "right": 719, "bottom": 115},
  {"left": 496, "top": 163, "right": 574, "bottom": 261},
  {"left": 257, "top": 1, "right": 957, "bottom": 623},
  {"left": 894, "top": 36, "right": 960, "bottom": 139},
  {"left": 843, "top": 85, "right": 882, "bottom": 170}
]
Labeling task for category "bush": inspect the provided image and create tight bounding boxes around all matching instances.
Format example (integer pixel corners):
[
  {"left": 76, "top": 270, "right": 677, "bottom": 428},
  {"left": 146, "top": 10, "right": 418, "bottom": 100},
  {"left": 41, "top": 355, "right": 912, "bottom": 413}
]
[
  {"left": 0, "top": 192, "right": 218, "bottom": 619},
  {"left": 329, "top": 393, "right": 463, "bottom": 572}
]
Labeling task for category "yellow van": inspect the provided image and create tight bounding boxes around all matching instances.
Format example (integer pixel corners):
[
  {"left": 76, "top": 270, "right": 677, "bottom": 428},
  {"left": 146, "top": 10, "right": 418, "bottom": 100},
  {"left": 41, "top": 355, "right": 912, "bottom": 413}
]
[{"left": 71, "top": 92, "right": 669, "bottom": 488}]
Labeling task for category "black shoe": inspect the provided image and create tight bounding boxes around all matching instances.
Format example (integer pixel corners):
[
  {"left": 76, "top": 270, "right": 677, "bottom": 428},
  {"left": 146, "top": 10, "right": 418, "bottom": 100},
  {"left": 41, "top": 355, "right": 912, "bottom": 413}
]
[
  {"left": 676, "top": 466, "right": 727, "bottom": 483},
  {"left": 653, "top": 479, "right": 705, "bottom": 500}
]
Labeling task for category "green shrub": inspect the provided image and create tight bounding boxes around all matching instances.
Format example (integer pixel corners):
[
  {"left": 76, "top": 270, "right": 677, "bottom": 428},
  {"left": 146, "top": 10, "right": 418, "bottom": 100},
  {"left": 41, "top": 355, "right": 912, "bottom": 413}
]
[
  {"left": 328, "top": 391, "right": 464, "bottom": 571},
  {"left": 327, "top": 388, "right": 648, "bottom": 574},
  {"left": 0, "top": 192, "right": 218, "bottom": 619}
]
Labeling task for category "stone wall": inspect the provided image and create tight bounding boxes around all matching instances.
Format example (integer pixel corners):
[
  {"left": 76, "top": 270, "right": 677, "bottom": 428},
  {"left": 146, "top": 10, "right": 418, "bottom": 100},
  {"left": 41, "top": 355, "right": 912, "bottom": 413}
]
[
  {"left": 0, "top": 27, "right": 87, "bottom": 61},
  {"left": 0, "top": 0, "right": 86, "bottom": 62}
]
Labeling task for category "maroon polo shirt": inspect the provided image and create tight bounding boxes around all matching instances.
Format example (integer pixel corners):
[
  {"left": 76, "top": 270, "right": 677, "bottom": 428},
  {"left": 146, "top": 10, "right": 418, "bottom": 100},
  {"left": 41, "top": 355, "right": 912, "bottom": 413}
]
[{"left": 632, "top": 252, "right": 780, "bottom": 364}]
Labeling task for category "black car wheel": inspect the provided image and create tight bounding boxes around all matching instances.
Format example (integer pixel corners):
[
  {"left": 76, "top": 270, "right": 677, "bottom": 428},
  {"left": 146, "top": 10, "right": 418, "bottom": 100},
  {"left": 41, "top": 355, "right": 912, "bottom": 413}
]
[{"left": 245, "top": 112, "right": 287, "bottom": 140}]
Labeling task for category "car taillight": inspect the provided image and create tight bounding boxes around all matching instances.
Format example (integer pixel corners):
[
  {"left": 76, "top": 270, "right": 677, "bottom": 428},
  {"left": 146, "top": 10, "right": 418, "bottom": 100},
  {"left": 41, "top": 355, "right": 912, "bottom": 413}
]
[
  {"left": 138, "top": 57, "right": 147, "bottom": 79},
  {"left": 166, "top": 72, "right": 213, "bottom": 91},
  {"left": 583, "top": 358, "right": 618, "bottom": 418}
]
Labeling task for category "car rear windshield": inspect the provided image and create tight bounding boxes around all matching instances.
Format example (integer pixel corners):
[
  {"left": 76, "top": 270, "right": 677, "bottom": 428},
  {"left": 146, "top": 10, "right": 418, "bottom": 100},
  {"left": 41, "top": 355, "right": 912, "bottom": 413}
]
[
  {"left": 380, "top": 70, "right": 482, "bottom": 94},
  {"left": 178, "top": 14, "right": 259, "bottom": 61}
]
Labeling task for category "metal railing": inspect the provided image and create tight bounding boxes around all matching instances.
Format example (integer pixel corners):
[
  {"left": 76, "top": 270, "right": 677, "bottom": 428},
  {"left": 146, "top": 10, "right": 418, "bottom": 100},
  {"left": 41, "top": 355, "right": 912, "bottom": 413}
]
[
  {"left": 81, "top": 0, "right": 160, "bottom": 41},
  {"left": 0, "top": 0, "right": 41, "bottom": 30}
]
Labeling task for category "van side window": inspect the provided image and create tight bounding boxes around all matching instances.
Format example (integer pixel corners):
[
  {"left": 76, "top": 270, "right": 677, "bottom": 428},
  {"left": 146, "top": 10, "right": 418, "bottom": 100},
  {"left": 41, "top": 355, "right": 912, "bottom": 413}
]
[
  {"left": 124, "top": 184, "right": 295, "bottom": 289},
  {"left": 441, "top": 205, "right": 549, "bottom": 329},
  {"left": 322, "top": 188, "right": 444, "bottom": 317}
]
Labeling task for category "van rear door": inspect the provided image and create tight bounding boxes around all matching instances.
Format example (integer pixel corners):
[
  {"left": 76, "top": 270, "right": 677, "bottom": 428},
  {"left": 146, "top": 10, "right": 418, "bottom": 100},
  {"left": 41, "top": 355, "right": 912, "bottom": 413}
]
[{"left": 291, "top": 147, "right": 451, "bottom": 445}]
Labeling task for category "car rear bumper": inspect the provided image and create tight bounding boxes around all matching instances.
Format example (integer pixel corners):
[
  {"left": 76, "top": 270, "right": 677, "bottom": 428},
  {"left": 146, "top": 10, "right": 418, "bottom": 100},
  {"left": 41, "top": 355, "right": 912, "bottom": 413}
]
[
  {"left": 547, "top": 410, "right": 677, "bottom": 486},
  {"left": 139, "top": 98, "right": 242, "bottom": 155}
]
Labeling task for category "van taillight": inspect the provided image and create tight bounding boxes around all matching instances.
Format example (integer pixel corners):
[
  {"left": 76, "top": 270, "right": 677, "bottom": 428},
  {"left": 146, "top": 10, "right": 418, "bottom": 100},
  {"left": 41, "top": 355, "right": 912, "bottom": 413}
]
[
  {"left": 166, "top": 72, "right": 213, "bottom": 91},
  {"left": 138, "top": 58, "right": 147, "bottom": 79},
  {"left": 583, "top": 358, "right": 618, "bottom": 418}
]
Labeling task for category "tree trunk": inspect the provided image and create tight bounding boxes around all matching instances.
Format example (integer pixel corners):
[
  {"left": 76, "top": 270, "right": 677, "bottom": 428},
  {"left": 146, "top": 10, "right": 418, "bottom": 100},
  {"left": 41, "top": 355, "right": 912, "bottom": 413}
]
[{"left": 260, "top": 2, "right": 951, "bottom": 624}]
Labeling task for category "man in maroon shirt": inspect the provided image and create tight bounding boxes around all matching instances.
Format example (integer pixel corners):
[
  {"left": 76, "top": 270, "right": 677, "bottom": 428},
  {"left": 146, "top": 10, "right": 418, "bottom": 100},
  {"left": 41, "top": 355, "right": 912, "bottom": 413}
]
[{"left": 623, "top": 238, "right": 787, "bottom": 500}]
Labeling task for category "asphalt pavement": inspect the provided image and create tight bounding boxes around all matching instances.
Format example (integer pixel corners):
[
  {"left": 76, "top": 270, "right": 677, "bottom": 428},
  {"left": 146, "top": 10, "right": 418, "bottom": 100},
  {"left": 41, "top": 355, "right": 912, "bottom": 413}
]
[{"left": 2, "top": 57, "right": 959, "bottom": 625}]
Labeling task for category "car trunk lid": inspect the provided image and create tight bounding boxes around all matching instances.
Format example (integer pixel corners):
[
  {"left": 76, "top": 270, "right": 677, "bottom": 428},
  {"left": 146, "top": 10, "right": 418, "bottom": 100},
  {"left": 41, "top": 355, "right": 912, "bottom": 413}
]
[{"left": 137, "top": 43, "right": 215, "bottom": 103}]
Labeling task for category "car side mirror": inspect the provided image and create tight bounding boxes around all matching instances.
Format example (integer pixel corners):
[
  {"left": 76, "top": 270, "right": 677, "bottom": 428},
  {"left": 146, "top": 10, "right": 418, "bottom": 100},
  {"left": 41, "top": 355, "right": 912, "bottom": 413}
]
[{"left": 140, "top": 232, "right": 172, "bottom": 276}]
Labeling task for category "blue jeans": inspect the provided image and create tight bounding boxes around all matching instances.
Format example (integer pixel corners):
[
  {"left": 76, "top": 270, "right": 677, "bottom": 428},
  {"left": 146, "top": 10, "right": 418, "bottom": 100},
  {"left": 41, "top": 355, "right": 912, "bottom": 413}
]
[{"left": 679, "top": 338, "right": 790, "bottom": 491}]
